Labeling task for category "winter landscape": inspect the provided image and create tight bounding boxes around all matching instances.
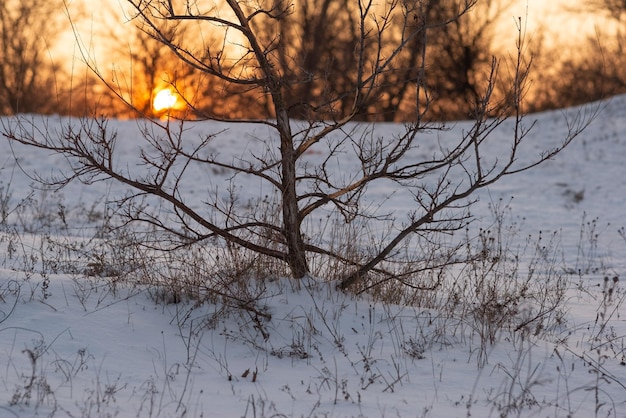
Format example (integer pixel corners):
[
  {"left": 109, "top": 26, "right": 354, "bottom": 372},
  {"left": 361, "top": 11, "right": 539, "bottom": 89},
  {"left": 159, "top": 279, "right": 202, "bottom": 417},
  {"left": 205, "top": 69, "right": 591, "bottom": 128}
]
[{"left": 0, "top": 94, "right": 624, "bottom": 418}]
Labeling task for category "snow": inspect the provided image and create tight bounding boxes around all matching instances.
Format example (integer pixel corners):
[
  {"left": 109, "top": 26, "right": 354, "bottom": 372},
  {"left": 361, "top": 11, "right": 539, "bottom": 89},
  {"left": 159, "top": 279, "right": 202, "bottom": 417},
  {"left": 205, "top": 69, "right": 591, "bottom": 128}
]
[{"left": 1, "top": 96, "right": 626, "bottom": 417}]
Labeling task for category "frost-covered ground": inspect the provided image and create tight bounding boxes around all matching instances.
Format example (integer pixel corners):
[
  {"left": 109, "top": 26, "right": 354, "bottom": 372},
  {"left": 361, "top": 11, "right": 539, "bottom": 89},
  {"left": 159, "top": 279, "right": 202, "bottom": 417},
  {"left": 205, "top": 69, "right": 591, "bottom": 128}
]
[{"left": 0, "top": 96, "right": 625, "bottom": 417}]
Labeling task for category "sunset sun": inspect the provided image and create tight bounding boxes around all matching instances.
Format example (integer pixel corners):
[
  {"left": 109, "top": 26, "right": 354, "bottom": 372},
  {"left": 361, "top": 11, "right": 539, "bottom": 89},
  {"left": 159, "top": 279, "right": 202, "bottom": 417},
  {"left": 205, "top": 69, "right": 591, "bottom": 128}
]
[{"left": 153, "top": 89, "right": 178, "bottom": 112}]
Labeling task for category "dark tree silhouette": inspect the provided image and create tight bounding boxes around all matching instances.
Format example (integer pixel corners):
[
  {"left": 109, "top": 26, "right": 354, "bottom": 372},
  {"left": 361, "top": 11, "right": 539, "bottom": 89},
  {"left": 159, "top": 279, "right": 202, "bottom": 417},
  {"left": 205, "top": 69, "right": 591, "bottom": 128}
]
[
  {"left": 2, "top": 0, "right": 594, "bottom": 291},
  {"left": 0, "top": 0, "right": 67, "bottom": 114}
]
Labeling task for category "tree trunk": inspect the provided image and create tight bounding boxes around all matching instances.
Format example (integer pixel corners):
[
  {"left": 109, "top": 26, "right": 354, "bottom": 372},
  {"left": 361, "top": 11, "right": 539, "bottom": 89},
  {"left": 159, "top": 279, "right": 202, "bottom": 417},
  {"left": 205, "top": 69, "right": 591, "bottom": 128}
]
[{"left": 274, "top": 94, "right": 309, "bottom": 278}]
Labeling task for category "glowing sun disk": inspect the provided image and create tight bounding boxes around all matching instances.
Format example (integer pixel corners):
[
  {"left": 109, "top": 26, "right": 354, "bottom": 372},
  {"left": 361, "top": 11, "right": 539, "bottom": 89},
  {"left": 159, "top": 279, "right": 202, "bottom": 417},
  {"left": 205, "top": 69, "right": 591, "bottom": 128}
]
[{"left": 153, "top": 89, "right": 177, "bottom": 112}]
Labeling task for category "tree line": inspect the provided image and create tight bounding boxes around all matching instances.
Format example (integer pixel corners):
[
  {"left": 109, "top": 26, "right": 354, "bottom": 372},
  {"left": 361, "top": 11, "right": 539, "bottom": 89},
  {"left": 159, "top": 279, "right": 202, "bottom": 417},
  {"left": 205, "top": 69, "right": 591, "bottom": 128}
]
[{"left": 0, "top": 0, "right": 622, "bottom": 119}]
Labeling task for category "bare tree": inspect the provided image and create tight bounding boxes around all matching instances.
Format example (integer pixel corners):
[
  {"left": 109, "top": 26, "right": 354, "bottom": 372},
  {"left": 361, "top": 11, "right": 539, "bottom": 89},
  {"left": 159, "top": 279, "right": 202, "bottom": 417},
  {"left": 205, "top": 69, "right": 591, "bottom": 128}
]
[
  {"left": 66, "top": 4, "right": 202, "bottom": 118},
  {"left": 251, "top": 0, "right": 507, "bottom": 121},
  {"left": 0, "top": 0, "right": 68, "bottom": 114},
  {"left": 2, "top": 1, "right": 594, "bottom": 291},
  {"left": 527, "top": 43, "right": 613, "bottom": 112},
  {"left": 532, "top": 1, "right": 626, "bottom": 111},
  {"left": 75, "top": 3, "right": 257, "bottom": 119},
  {"left": 419, "top": 0, "right": 511, "bottom": 119}
]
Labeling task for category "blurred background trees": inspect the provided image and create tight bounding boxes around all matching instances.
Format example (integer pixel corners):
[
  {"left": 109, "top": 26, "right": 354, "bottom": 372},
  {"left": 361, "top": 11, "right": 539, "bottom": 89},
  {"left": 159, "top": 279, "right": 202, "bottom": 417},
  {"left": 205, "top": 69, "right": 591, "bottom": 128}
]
[
  {"left": 0, "top": 0, "right": 68, "bottom": 114},
  {"left": 528, "top": 0, "right": 626, "bottom": 111},
  {"left": 249, "top": 0, "right": 509, "bottom": 121},
  {"left": 83, "top": 8, "right": 201, "bottom": 118},
  {"left": 0, "top": 0, "right": 621, "bottom": 119}
]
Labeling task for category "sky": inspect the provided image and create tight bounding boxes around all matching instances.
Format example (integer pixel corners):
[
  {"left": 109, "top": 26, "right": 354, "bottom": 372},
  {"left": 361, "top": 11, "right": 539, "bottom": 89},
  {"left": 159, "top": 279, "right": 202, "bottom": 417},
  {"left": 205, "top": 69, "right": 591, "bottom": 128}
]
[{"left": 498, "top": 0, "right": 614, "bottom": 47}]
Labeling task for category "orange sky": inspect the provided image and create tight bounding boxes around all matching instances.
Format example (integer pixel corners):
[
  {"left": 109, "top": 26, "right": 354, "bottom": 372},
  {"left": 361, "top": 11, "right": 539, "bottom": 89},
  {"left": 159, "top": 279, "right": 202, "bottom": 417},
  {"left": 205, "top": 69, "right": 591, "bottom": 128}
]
[{"left": 504, "top": 0, "right": 616, "bottom": 44}]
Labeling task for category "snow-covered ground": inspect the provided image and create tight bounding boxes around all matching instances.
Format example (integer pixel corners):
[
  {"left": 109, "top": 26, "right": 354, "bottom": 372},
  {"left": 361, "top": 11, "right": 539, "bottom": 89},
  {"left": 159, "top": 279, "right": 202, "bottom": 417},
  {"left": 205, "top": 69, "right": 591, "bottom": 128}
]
[{"left": 0, "top": 96, "right": 625, "bottom": 417}]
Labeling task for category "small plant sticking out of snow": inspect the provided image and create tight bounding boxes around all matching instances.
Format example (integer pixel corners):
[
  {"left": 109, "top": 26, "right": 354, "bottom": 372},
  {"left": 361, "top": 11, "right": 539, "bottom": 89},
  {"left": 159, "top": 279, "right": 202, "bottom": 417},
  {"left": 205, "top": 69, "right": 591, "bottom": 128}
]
[{"left": 402, "top": 337, "right": 427, "bottom": 360}]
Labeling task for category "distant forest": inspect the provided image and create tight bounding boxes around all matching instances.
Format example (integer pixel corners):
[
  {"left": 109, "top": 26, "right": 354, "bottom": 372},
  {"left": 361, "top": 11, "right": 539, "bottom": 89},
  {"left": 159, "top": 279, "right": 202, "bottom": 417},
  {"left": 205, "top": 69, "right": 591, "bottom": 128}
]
[{"left": 0, "top": 0, "right": 623, "bottom": 120}]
